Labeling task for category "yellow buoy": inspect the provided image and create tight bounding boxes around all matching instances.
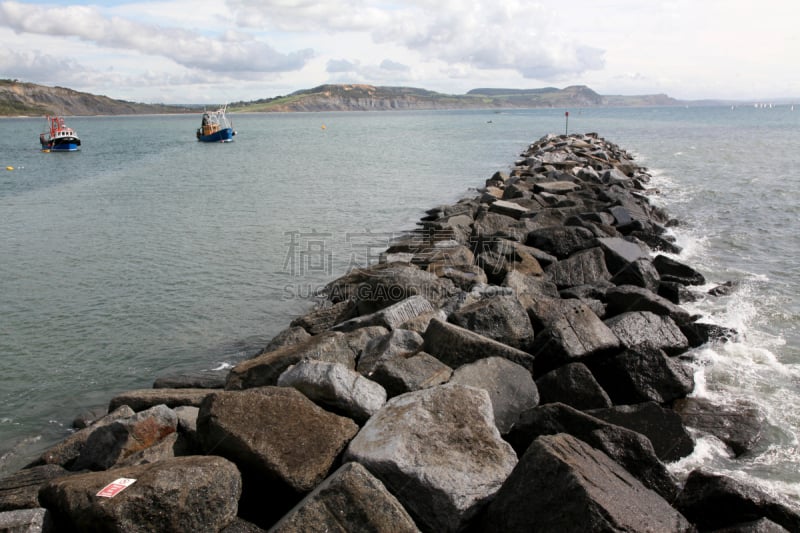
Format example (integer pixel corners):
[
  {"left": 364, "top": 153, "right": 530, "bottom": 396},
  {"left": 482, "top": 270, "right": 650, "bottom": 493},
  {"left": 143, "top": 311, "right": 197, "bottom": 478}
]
[
  {"left": 5, "top": 166, "right": 13, "bottom": 171},
  {"left": 321, "top": 124, "right": 326, "bottom": 130}
]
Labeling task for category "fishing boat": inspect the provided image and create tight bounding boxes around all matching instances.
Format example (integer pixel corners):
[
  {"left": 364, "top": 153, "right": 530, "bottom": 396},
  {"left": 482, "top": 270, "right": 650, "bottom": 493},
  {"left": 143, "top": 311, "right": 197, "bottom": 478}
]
[
  {"left": 39, "top": 116, "right": 81, "bottom": 152},
  {"left": 196, "top": 105, "right": 235, "bottom": 142}
]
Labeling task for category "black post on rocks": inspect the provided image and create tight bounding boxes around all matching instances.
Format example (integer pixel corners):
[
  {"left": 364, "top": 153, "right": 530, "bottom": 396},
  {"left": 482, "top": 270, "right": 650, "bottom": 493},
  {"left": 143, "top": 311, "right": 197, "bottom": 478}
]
[{"left": 564, "top": 110, "right": 569, "bottom": 135}]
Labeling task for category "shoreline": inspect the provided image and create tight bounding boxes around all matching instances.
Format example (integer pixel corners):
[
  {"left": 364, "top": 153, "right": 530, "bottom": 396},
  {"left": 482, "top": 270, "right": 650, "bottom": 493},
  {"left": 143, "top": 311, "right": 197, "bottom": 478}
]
[{"left": 1, "top": 132, "right": 798, "bottom": 531}]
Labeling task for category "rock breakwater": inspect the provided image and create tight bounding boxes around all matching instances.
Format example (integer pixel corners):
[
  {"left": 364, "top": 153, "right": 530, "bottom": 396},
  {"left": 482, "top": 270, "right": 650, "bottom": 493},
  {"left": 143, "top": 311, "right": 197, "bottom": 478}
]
[{"left": 2, "top": 133, "right": 798, "bottom": 532}]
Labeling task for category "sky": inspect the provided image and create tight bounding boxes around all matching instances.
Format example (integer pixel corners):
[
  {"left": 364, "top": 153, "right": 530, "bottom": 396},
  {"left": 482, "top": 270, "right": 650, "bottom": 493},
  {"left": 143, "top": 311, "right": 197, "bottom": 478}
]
[{"left": 0, "top": 0, "right": 797, "bottom": 104}]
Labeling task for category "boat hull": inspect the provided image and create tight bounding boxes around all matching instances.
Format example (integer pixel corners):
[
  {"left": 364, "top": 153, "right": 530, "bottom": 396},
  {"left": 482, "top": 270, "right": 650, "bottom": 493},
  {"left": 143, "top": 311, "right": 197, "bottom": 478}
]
[
  {"left": 41, "top": 138, "right": 81, "bottom": 152},
  {"left": 197, "top": 128, "right": 234, "bottom": 143}
]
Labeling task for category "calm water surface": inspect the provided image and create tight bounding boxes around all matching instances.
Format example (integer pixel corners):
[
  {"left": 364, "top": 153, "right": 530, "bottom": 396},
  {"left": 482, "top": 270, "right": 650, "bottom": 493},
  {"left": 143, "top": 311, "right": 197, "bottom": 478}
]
[{"left": 1, "top": 107, "right": 798, "bottom": 508}]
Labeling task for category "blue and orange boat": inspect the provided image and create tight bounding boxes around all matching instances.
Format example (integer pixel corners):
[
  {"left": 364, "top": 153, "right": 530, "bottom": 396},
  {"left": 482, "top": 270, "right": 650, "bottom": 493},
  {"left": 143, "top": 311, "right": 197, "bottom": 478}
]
[
  {"left": 196, "top": 106, "right": 236, "bottom": 142},
  {"left": 39, "top": 116, "right": 81, "bottom": 152}
]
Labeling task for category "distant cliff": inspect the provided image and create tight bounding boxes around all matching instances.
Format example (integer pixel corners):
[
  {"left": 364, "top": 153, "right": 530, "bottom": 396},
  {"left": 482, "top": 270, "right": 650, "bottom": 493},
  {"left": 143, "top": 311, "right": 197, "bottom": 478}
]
[
  {"left": 0, "top": 80, "right": 682, "bottom": 117},
  {"left": 0, "top": 80, "right": 191, "bottom": 116},
  {"left": 230, "top": 84, "right": 681, "bottom": 112}
]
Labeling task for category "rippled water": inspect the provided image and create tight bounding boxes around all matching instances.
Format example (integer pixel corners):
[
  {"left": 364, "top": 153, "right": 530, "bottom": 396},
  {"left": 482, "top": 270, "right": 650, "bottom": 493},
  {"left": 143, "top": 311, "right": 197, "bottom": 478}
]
[{"left": 1, "top": 107, "right": 798, "bottom": 507}]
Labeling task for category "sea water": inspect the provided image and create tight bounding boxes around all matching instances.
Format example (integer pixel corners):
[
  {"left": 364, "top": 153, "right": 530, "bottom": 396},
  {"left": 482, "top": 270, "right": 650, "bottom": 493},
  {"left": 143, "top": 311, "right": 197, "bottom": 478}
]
[{"left": 0, "top": 107, "right": 798, "bottom": 508}]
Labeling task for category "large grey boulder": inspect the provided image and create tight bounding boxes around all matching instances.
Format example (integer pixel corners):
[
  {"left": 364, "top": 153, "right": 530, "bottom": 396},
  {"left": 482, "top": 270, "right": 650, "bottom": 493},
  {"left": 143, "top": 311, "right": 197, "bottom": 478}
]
[
  {"left": 675, "top": 470, "right": 800, "bottom": 532},
  {"left": 505, "top": 403, "right": 678, "bottom": 501},
  {"left": 290, "top": 299, "right": 358, "bottom": 335},
  {"left": 450, "top": 357, "right": 539, "bottom": 434},
  {"left": 370, "top": 352, "right": 453, "bottom": 398},
  {"left": 605, "top": 310, "right": 689, "bottom": 355},
  {"left": 0, "top": 508, "right": 51, "bottom": 533},
  {"left": 39, "top": 455, "right": 241, "bottom": 533},
  {"left": 535, "top": 362, "right": 612, "bottom": 410},
  {"left": 605, "top": 284, "right": 693, "bottom": 325},
  {"left": 351, "top": 263, "right": 456, "bottom": 314},
  {"left": 587, "top": 402, "right": 695, "bottom": 462},
  {"left": 333, "top": 295, "right": 436, "bottom": 333},
  {"left": 448, "top": 294, "right": 535, "bottom": 351},
  {"left": 597, "top": 236, "right": 651, "bottom": 274},
  {"left": 261, "top": 325, "right": 312, "bottom": 353},
  {"left": 107, "top": 388, "right": 214, "bottom": 412},
  {"left": 610, "top": 258, "right": 661, "bottom": 291},
  {"left": 343, "top": 384, "right": 517, "bottom": 533},
  {"left": 502, "top": 269, "right": 560, "bottom": 302},
  {"left": 423, "top": 318, "right": 535, "bottom": 374},
  {"left": 545, "top": 247, "right": 613, "bottom": 289},
  {"left": 483, "top": 434, "right": 692, "bottom": 532},
  {"left": 226, "top": 329, "right": 386, "bottom": 390},
  {"left": 269, "top": 462, "right": 420, "bottom": 533},
  {"left": 653, "top": 254, "right": 706, "bottom": 285},
  {"left": 529, "top": 300, "right": 621, "bottom": 372},
  {"left": 526, "top": 225, "right": 596, "bottom": 259},
  {"left": 277, "top": 360, "right": 387, "bottom": 423},
  {"left": 590, "top": 347, "right": 695, "bottom": 404},
  {"left": 33, "top": 405, "right": 135, "bottom": 470},
  {"left": 197, "top": 388, "right": 358, "bottom": 495},
  {"left": 72, "top": 404, "right": 178, "bottom": 472},
  {"left": 673, "top": 397, "right": 765, "bottom": 457},
  {"left": 357, "top": 329, "right": 424, "bottom": 376},
  {"left": 152, "top": 368, "right": 228, "bottom": 389},
  {"left": 0, "top": 465, "right": 69, "bottom": 512}
]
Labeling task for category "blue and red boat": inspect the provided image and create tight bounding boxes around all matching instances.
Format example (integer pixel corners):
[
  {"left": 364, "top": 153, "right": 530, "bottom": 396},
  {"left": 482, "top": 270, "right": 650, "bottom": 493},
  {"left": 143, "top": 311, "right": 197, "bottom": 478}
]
[
  {"left": 39, "top": 116, "right": 81, "bottom": 152},
  {"left": 196, "top": 106, "right": 236, "bottom": 142}
]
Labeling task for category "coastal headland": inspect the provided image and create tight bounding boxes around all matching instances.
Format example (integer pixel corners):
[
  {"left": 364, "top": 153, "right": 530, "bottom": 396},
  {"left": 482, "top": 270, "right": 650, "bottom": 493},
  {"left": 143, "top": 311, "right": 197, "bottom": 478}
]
[{"left": 1, "top": 133, "right": 798, "bottom": 532}]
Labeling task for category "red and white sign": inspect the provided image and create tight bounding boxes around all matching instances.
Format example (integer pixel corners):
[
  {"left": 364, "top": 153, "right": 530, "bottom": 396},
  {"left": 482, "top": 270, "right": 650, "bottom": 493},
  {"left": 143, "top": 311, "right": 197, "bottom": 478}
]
[{"left": 96, "top": 478, "right": 137, "bottom": 498}]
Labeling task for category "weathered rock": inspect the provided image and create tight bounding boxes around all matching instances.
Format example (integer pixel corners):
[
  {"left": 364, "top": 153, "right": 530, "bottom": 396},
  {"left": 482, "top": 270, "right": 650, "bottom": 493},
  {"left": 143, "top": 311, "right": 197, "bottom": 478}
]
[
  {"left": 226, "top": 330, "right": 375, "bottom": 390},
  {"left": 653, "top": 254, "right": 706, "bottom": 285},
  {"left": 107, "top": 388, "right": 214, "bottom": 412},
  {"left": 587, "top": 402, "right": 695, "bottom": 462},
  {"left": 343, "top": 384, "right": 517, "bottom": 533},
  {"left": 472, "top": 211, "right": 531, "bottom": 242},
  {"left": 448, "top": 294, "right": 535, "bottom": 351},
  {"left": 152, "top": 369, "right": 227, "bottom": 389},
  {"left": 483, "top": 434, "right": 692, "bottom": 532},
  {"left": 269, "top": 462, "right": 420, "bottom": 533},
  {"left": 604, "top": 284, "right": 693, "bottom": 325},
  {"left": 261, "top": 326, "right": 312, "bottom": 353},
  {"left": 423, "top": 318, "right": 535, "bottom": 373},
  {"left": 450, "top": 357, "right": 539, "bottom": 434},
  {"left": 505, "top": 403, "right": 679, "bottom": 501},
  {"left": 352, "top": 263, "right": 456, "bottom": 314},
  {"left": 546, "top": 246, "right": 613, "bottom": 289},
  {"left": 675, "top": 470, "right": 800, "bottom": 532},
  {"left": 398, "top": 309, "right": 448, "bottom": 334},
  {"left": 681, "top": 321, "right": 739, "bottom": 347},
  {"left": 39, "top": 456, "right": 241, "bottom": 533},
  {"left": 488, "top": 199, "right": 531, "bottom": 219},
  {"left": 590, "top": 347, "right": 695, "bottom": 404},
  {"left": 502, "top": 269, "right": 560, "bottom": 303},
  {"left": 708, "top": 280, "right": 741, "bottom": 297},
  {"left": 357, "top": 328, "right": 424, "bottom": 375},
  {"left": 0, "top": 508, "right": 51, "bottom": 532},
  {"left": 277, "top": 360, "right": 387, "bottom": 423},
  {"left": 290, "top": 299, "right": 358, "bottom": 335},
  {"left": 173, "top": 405, "right": 201, "bottom": 455},
  {"left": 197, "top": 388, "right": 358, "bottom": 495},
  {"left": 533, "top": 180, "right": 580, "bottom": 194},
  {"left": 220, "top": 517, "right": 267, "bottom": 532},
  {"left": 526, "top": 225, "right": 596, "bottom": 259},
  {"left": 535, "top": 362, "right": 612, "bottom": 410},
  {"left": 333, "top": 295, "right": 436, "bottom": 333},
  {"left": 34, "top": 405, "right": 135, "bottom": 469},
  {"left": 658, "top": 280, "right": 699, "bottom": 305},
  {"left": 709, "top": 518, "right": 791, "bottom": 532},
  {"left": 610, "top": 257, "right": 662, "bottom": 291},
  {"left": 72, "top": 404, "right": 178, "bottom": 472},
  {"left": 369, "top": 352, "right": 453, "bottom": 398},
  {"left": 411, "top": 242, "right": 474, "bottom": 269},
  {"left": 597, "top": 236, "right": 651, "bottom": 274},
  {"left": 475, "top": 248, "right": 543, "bottom": 285},
  {"left": 529, "top": 300, "right": 621, "bottom": 372},
  {"left": 605, "top": 310, "right": 689, "bottom": 355},
  {"left": 0, "top": 464, "right": 69, "bottom": 512},
  {"left": 428, "top": 263, "right": 487, "bottom": 290},
  {"left": 673, "top": 397, "right": 765, "bottom": 456}
]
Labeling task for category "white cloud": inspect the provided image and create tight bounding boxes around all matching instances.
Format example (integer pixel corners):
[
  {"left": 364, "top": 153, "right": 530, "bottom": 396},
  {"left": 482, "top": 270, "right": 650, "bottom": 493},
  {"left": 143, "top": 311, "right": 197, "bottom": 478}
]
[{"left": 0, "top": 1, "right": 313, "bottom": 73}]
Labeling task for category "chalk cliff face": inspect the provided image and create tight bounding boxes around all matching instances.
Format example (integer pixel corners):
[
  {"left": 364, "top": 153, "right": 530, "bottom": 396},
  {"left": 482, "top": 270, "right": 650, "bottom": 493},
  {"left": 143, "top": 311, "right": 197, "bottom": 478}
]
[{"left": 0, "top": 80, "right": 191, "bottom": 116}]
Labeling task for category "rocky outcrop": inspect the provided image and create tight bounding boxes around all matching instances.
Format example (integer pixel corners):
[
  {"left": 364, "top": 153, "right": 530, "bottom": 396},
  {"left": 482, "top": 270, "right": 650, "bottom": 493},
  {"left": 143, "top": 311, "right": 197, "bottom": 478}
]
[{"left": 2, "top": 132, "right": 784, "bottom": 531}]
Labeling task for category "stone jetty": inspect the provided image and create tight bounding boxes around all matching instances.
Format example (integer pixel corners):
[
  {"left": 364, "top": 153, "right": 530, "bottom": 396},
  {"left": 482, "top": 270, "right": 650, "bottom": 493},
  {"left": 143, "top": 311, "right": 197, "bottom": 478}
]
[{"left": 2, "top": 133, "right": 798, "bottom": 532}]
